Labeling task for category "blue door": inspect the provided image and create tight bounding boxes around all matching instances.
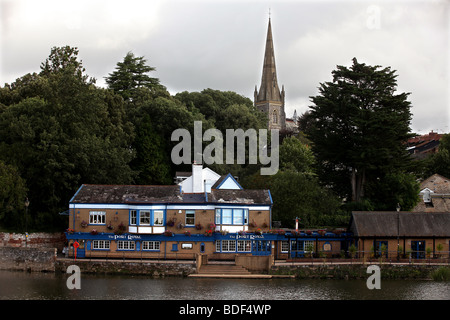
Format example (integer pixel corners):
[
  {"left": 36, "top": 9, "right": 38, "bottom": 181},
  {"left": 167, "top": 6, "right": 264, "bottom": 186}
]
[
  {"left": 252, "top": 240, "right": 271, "bottom": 256},
  {"left": 411, "top": 241, "right": 425, "bottom": 259}
]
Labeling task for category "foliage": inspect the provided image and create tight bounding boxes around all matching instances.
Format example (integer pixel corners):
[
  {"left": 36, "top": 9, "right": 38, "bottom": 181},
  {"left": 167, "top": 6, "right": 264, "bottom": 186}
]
[
  {"left": 105, "top": 51, "right": 164, "bottom": 101},
  {"left": 0, "top": 46, "right": 135, "bottom": 230},
  {"left": 0, "top": 161, "right": 28, "bottom": 230},
  {"left": 307, "top": 58, "right": 414, "bottom": 206}
]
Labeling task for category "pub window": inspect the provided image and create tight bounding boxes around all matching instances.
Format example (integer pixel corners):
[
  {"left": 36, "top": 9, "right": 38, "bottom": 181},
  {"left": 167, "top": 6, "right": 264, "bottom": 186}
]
[
  {"left": 140, "top": 210, "right": 150, "bottom": 225},
  {"left": 185, "top": 210, "right": 195, "bottom": 226},
  {"left": 130, "top": 210, "right": 137, "bottom": 225},
  {"left": 153, "top": 210, "right": 164, "bottom": 226},
  {"left": 304, "top": 240, "right": 315, "bottom": 253},
  {"left": 222, "top": 209, "right": 232, "bottom": 224},
  {"left": 237, "top": 240, "right": 251, "bottom": 252},
  {"left": 89, "top": 211, "right": 106, "bottom": 225},
  {"left": 92, "top": 240, "right": 110, "bottom": 250},
  {"left": 215, "top": 209, "right": 221, "bottom": 224},
  {"left": 281, "top": 240, "right": 289, "bottom": 253},
  {"left": 221, "top": 240, "right": 236, "bottom": 252},
  {"left": 233, "top": 209, "right": 244, "bottom": 224},
  {"left": 142, "top": 241, "right": 160, "bottom": 251},
  {"left": 117, "top": 241, "right": 135, "bottom": 251}
]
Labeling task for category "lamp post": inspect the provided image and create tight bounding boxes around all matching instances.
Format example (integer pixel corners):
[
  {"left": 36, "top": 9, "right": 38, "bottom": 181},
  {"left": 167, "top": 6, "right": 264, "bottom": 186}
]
[
  {"left": 24, "top": 198, "right": 30, "bottom": 247},
  {"left": 396, "top": 203, "right": 400, "bottom": 260}
]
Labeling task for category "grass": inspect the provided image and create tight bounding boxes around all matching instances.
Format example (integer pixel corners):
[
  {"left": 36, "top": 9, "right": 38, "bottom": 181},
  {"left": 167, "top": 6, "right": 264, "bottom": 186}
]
[{"left": 430, "top": 267, "right": 450, "bottom": 281}]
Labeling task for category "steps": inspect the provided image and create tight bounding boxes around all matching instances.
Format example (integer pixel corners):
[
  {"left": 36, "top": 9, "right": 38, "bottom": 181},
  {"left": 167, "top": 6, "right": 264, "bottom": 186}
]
[
  {"left": 198, "top": 264, "right": 252, "bottom": 275},
  {"left": 188, "top": 263, "right": 274, "bottom": 278}
]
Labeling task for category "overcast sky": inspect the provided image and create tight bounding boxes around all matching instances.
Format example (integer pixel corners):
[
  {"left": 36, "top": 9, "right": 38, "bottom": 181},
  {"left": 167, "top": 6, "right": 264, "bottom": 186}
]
[{"left": 1, "top": 0, "right": 448, "bottom": 134}]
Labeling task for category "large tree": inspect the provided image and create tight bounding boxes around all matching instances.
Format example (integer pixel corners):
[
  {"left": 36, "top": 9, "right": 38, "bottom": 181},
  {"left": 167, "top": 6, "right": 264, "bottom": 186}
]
[
  {"left": 307, "top": 58, "right": 415, "bottom": 206},
  {"left": 105, "top": 51, "right": 165, "bottom": 102},
  {"left": 0, "top": 46, "right": 135, "bottom": 230}
]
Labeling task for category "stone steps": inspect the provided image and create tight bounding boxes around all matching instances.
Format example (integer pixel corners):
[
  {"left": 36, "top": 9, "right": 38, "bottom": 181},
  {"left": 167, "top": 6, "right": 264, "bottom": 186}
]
[{"left": 198, "top": 264, "right": 252, "bottom": 275}]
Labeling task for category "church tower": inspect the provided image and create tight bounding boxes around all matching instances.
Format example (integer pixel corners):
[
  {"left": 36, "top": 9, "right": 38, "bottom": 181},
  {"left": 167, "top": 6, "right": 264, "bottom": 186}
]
[{"left": 254, "top": 18, "right": 286, "bottom": 131}]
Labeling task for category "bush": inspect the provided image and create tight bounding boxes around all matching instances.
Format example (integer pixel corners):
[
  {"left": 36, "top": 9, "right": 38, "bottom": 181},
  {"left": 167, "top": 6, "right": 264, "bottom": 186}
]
[{"left": 431, "top": 267, "right": 450, "bottom": 281}]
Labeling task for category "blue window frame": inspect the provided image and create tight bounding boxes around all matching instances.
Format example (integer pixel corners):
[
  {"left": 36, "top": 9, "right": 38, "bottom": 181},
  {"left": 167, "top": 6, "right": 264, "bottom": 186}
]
[
  {"left": 129, "top": 209, "right": 166, "bottom": 226},
  {"left": 215, "top": 208, "right": 248, "bottom": 225}
]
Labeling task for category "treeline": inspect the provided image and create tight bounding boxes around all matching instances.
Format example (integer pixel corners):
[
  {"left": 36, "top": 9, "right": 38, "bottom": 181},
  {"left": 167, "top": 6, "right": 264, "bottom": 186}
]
[{"left": 0, "top": 47, "right": 448, "bottom": 231}]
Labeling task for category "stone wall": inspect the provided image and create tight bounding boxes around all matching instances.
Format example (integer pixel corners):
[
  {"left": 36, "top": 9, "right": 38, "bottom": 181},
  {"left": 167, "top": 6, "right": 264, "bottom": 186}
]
[
  {"left": 55, "top": 259, "right": 196, "bottom": 277},
  {"left": 0, "top": 247, "right": 57, "bottom": 272},
  {"left": 0, "top": 232, "right": 66, "bottom": 251}
]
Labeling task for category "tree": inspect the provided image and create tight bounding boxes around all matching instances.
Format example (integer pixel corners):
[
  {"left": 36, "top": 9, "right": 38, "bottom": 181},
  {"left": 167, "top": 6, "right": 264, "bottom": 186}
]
[
  {"left": 423, "top": 134, "right": 450, "bottom": 179},
  {"left": 131, "top": 115, "right": 172, "bottom": 185},
  {"left": 0, "top": 46, "right": 135, "bottom": 230},
  {"left": 307, "top": 58, "right": 414, "bottom": 204},
  {"left": 0, "top": 161, "right": 27, "bottom": 229},
  {"left": 279, "top": 136, "right": 315, "bottom": 173},
  {"left": 105, "top": 52, "right": 164, "bottom": 101}
]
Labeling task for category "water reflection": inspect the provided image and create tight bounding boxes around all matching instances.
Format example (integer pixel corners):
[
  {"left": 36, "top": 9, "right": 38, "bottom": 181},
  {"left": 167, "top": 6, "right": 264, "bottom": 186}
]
[{"left": 0, "top": 271, "right": 449, "bottom": 300}]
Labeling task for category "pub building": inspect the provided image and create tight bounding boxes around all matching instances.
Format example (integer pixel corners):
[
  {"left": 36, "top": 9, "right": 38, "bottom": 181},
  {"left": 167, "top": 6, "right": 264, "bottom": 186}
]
[{"left": 65, "top": 163, "right": 354, "bottom": 262}]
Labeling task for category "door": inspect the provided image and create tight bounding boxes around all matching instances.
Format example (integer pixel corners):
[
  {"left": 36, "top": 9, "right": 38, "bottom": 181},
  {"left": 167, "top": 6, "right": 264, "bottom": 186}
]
[
  {"left": 411, "top": 241, "right": 425, "bottom": 259},
  {"left": 252, "top": 240, "right": 271, "bottom": 256}
]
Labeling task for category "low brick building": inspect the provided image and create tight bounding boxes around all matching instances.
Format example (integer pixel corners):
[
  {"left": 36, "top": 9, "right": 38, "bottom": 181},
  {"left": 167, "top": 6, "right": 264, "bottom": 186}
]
[{"left": 349, "top": 211, "right": 450, "bottom": 259}]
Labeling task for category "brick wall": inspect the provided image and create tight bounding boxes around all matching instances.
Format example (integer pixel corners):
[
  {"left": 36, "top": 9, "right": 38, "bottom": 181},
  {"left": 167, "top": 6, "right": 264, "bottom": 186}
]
[{"left": 0, "top": 232, "right": 66, "bottom": 251}]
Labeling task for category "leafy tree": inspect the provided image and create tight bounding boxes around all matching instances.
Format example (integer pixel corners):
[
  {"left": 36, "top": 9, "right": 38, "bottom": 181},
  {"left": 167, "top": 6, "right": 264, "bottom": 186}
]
[
  {"left": 0, "top": 46, "right": 135, "bottom": 230},
  {"left": 105, "top": 51, "right": 164, "bottom": 101},
  {"left": 0, "top": 161, "right": 28, "bottom": 230},
  {"left": 307, "top": 58, "right": 414, "bottom": 204},
  {"left": 423, "top": 134, "right": 450, "bottom": 179},
  {"left": 132, "top": 115, "right": 172, "bottom": 185},
  {"left": 279, "top": 136, "right": 315, "bottom": 173}
]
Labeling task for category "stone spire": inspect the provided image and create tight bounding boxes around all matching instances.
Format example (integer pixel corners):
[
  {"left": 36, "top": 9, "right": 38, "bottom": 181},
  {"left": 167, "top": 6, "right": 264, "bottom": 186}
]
[
  {"left": 255, "top": 18, "right": 281, "bottom": 103},
  {"left": 254, "top": 18, "right": 286, "bottom": 130}
]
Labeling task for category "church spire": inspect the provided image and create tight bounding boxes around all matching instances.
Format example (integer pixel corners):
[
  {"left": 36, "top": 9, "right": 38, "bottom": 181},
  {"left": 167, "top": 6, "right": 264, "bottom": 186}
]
[{"left": 255, "top": 18, "right": 281, "bottom": 103}]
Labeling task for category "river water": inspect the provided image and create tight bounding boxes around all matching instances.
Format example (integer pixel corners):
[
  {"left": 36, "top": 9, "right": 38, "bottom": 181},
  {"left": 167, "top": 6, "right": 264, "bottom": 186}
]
[{"left": 0, "top": 270, "right": 449, "bottom": 300}]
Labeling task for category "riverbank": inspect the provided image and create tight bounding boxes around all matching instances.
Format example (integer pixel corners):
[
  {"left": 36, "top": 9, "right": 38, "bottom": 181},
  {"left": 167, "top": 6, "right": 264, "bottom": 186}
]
[{"left": 1, "top": 247, "right": 449, "bottom": 280}]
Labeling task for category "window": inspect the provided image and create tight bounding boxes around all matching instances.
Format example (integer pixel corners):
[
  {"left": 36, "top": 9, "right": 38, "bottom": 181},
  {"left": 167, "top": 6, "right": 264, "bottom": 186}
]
[
  {"left": 233, "top": 209, "right": 244, "bottom": 224},
  {"left": 153, "top": 210, "right": 164, "bottom": 226},
  {"left": 216, "top": 208, "right": 248, "bottom": 225},
  {"left": 181, "top": 243, "right": 193, "bottom": 249},
  {"left": 272, "top": 110, "right": 278, "bottom": 124},
  {"left": 304, "top": 240, "right": 314, "bottom": 253},
  {"left": 89, "top": 211, "right": 105, "bottom": 225},
  {"left": 130, "top": 210, "right": 137, "bottom": 225},
  {"left": 117, "top": 241, "right": 135, "bottom": 250},
  {"left": 185, "top": 210, "right": 195, "bottom": 226},
  {"left": 281, "top": 241, "right": 289, "bottom": 253},
  {"left": 237, "top": 240, "right": 251, "bottom": 252},
  {"left": 142, "top": 241, "right": 160, "bottom": 251},
  {"left": 92, "top": 240, "right": 110, "bottom": 250},
  {"left": 222, "top": 209, "right": 232, "bottom": 224},
  {"left": 221, "top": 240, "right": 236, "bottom": 252},
  {"left": 215, "top": 241, "right": 221, "bottom": 252},
  {"left": 140, "top": 210, "right": 150, "bottom": 225},
  {"left": 215, "top": 209, "right": 221, "bottom": 224}
]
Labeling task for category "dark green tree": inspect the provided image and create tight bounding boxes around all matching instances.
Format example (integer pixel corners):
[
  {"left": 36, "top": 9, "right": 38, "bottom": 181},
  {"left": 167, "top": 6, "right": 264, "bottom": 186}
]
[
  {"left": 423, "top": 134, "right": 450, "bottom": 179},
  {"left": 132, "top": 115, "right": 172, "bottom": 185},
  {"left": 0, "top": 46, "right": 135, "bottom": 230},
  {"left": 105, "top": 51, "right": 164, "bottom": 101},
  {"left": 307, "top": 58, "right": 414, "bottom": 205},
  {"left": 0, "top": 161, "right": 28, "bottom": 230}
]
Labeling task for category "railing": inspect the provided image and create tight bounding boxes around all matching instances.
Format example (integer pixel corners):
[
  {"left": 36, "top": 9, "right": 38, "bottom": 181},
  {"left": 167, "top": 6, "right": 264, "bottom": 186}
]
[
  {"left": 276, "top": 249, "right": 450, "bottom": 266},
  {"left": 66, "top": 248, "right": 197, "bottom": 264}
]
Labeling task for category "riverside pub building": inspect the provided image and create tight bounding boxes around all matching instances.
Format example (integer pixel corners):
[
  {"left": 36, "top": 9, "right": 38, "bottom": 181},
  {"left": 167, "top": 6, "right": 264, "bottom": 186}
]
[{"left": 64, "top": 164, "right": 352, "bottom": 265}]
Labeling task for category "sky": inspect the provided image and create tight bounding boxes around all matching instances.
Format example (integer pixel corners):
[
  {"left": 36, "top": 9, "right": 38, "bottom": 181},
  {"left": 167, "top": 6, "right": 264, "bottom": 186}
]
[{"left": 1, "top": 0, "right": 449, "bottom": 134}]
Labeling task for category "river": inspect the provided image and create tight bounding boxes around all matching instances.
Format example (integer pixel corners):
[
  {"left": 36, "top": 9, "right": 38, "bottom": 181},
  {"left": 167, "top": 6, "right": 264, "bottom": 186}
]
[{"left": 0, "top": 270, "right": 449, "bottom": 300}]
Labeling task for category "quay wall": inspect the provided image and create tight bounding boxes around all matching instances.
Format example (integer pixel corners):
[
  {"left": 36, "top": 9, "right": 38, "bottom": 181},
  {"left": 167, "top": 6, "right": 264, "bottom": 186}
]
[
  {"left": 270, "top": 263, "right": 443, "bottom": 280},
  {"left": 55, "top": 259, "right": 197, "bottom": 277}
]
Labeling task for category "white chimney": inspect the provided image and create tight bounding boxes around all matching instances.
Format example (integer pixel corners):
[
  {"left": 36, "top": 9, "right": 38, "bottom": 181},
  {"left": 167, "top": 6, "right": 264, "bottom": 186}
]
[{"left": 192, "top": 162, "right": 203, "bottom": 193}]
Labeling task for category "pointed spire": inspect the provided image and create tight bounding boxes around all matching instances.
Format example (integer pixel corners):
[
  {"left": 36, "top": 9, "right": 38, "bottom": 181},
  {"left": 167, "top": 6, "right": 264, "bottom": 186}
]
[{"left": 255, "top": 18, "right": 281, "bottom": 103}]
